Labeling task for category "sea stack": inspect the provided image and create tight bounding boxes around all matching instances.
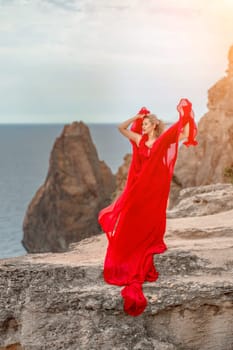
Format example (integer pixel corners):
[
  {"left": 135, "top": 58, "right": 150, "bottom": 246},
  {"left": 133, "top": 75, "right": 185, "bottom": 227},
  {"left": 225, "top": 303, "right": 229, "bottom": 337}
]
[{"left": 22, "top": 121, "right": 116, "bottom": 253}]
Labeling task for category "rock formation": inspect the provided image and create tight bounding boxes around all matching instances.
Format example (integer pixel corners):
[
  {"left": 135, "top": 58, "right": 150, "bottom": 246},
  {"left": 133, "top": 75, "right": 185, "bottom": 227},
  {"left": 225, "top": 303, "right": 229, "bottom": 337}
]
[
  {"left": 1, "top": 200, "right": 233, "bottom": 349},
  {"left": 114, "top": 46, "right": 233, "bottom": 206},
  {"left": 22, "top": 121, "right": 116, "bottom": 253},
  {"left": 174, "top": 45, "right": 233, "bottom": 187},
  {"left": 167, "top": 183, "right": 233, "bottom": 218},
  {"left": 113, "top": 153, "right": 131, "bottom": 198}
]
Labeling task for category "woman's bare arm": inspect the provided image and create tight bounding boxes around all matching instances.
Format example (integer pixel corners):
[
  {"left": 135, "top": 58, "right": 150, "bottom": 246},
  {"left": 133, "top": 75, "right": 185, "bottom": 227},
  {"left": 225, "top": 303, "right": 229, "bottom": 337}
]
[
  {"left": 179, "top": 122, "right": 190, "bottom": 141},
  {"left": 178, "top": 108, "right": 194, "bottom": 141},
  {"left": 118, "top": 115, "right": 142, "bottom": 146}
]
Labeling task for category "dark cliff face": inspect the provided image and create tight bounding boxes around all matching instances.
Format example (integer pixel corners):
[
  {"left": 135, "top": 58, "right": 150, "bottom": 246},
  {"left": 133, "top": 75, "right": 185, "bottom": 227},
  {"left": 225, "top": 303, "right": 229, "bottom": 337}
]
[
  {"left": 174, "top": 45, "right": 233, "bottom": 188},
  {"left": 22, "top": 121, "right": 116, "bottom": 253}
]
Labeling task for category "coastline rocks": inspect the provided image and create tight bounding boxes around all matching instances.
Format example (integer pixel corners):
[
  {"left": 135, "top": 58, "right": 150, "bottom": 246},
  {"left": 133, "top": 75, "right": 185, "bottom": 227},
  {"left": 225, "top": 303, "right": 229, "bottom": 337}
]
[
  {"left": 167, "top": 183, "right": 233, "bottom": 218},
  {"left": 174, "top": 45, "right": 233, "bottom": 188},
  {"left": 22, "top": 121, "right": 116, "bottom": 253},
  {"left": 1, "top": 207, "right": 233, "bottom": 349}
]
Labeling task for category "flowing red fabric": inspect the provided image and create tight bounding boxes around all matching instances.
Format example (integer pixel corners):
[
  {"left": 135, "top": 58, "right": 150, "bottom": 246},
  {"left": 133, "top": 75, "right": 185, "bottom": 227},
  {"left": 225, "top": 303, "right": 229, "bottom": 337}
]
[{"left": 98, "top": 99, "right": 198, "bottom": 316}]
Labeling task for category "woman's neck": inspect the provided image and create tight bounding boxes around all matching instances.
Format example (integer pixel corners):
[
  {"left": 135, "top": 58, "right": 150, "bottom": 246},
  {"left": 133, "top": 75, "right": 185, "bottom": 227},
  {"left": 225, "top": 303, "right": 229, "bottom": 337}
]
[{"left": 148, "top": 130, "right": 156, "bottom": 140}]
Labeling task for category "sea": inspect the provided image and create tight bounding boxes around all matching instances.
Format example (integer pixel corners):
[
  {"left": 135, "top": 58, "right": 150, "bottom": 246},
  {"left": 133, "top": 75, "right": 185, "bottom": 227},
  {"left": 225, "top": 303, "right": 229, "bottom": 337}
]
[{"left": 0, "top": 123, "right": 132, "bottom": 259}]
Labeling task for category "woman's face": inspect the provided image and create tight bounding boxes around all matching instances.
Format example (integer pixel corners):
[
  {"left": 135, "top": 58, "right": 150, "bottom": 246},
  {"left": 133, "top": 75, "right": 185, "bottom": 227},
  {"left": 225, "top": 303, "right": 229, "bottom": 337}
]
[{"left": 142, "top": 118, "right": 156, "bottom": 134}]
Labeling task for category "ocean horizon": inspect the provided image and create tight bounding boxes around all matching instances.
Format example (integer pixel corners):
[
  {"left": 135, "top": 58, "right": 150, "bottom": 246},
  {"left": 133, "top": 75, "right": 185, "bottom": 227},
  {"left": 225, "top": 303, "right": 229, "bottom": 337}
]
[
  {"left": 0, "top": 122, "right": 174, "bottom": 260},
  {"left": 0, "top": 123, "right": 131, "bottom": 259}
]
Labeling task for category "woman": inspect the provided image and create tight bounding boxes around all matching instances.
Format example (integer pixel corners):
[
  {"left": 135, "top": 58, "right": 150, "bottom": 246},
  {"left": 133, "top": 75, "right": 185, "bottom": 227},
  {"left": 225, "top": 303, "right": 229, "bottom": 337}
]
[{"left": 98, "top": 98, "right": 198, "bottom": 316}]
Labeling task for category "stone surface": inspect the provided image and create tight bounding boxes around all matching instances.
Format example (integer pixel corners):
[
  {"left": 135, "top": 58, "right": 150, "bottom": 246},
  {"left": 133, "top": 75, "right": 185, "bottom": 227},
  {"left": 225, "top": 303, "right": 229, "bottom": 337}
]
[
  {"left": 174, "top": 45, "right": 233, "bottom": 188},
  {"left": 0, "top": 345, "right": 22, "bottom": 350},
  {"left": 167, "top": 183, "right": 233, "bottom": 218},
  {"left": 22, "top": 121, "right": 116, "bottom": 253},
  {"left": 1, "top": 207, "right": 233, "bottom": 350},
  {"left": 113, "top": 153, "right": 131, "bottom": 199}
]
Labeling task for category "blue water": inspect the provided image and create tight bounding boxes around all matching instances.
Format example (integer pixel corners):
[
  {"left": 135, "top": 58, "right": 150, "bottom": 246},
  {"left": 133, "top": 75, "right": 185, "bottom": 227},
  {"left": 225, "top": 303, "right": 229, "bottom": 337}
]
[{"left": 0, "top": 123, "right": 131, "bottom": 259}]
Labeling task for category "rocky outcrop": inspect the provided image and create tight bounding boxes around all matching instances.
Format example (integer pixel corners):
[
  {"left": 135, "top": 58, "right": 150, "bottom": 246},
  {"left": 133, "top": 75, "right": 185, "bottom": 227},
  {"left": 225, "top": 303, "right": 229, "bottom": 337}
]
[
  {"left": 174, "top": 45, "right": 233, "bottom": 187},
  {"left": 22, "top": 122, "right": 116, "bottom": 253},
  {"left": 113, "top": 153, "right": 131, "bottom": 198},
  {"left": 1, "top": 206, "right": 233, "bottom": 349},
  {"left": 114, "top": 46, "right": 233, "bottom": 206},
  {"left": 167, "top": 183, "right": 233, "bottom": 218}
]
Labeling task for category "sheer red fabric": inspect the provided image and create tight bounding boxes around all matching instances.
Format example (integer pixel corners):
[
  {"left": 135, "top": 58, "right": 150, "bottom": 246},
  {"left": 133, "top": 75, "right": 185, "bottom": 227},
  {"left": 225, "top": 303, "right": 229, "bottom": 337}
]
[{"left": 98, "top": 99, "right": 198, "bottom": 316}]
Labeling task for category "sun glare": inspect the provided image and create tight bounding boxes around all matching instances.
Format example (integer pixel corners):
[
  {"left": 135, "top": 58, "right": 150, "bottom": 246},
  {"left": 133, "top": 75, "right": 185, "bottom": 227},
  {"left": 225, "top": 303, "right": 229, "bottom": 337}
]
[{"left": 224, "top": 0, "right": 233, "bottom": 8}]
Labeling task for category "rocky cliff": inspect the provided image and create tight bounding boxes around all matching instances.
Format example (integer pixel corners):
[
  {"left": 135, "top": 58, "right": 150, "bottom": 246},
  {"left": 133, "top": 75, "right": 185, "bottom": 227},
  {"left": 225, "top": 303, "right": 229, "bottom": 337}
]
[
  {"left": 1, "top": 188, "right": 233, "bottom": 349},
  {"left": 174, "top": 45, "right": 233, "bottom": 187},
  {"left": 167, "top": 183, "right": 233, "bottom": 218},
  {"left": 22, "top": 121, "right": 116, "bottom": 253},
  {"left": 114, "top": 46, "right": 233, "bottom": 204}
]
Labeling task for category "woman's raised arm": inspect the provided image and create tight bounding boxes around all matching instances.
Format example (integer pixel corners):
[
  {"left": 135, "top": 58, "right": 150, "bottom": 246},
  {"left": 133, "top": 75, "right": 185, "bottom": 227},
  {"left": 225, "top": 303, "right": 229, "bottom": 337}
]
[
  {"left": 118, "top": 115, "right": 143, "bottom": 146},
  {"left": 179, "top": 122, "right": 190, "bottom": 141}
]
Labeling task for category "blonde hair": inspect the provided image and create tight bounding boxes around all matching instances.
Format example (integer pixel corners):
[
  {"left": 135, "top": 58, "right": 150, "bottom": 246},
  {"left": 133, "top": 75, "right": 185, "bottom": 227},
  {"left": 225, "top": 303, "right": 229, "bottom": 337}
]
[{"left": 144, "top": 114, "right": 165, "bottom": 138}]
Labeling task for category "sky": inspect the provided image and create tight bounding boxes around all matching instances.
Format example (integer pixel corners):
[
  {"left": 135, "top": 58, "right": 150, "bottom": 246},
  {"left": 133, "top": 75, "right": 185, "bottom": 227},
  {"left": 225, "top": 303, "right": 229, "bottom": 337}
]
[{"left": 0, "top": 0, "right": 232, "bottom": 124}]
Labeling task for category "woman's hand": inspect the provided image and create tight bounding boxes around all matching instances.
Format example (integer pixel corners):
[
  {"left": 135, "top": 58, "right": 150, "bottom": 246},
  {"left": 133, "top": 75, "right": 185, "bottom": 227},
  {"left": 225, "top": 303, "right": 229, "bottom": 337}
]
[
  {"left": 138, "top": 106, "right": 150, "bottom": 116},
  {"left": 177, "top": 99, "right": 188, "bottom": 116}
]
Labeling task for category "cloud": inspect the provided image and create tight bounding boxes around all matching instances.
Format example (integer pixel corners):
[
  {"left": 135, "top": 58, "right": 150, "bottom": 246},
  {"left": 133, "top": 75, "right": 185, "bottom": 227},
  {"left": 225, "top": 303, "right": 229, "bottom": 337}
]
[
  {"left": 0, "top": 0, "right": 232, "bottom": 123},
  {"left": 43, "top": 0, "right": 82, "bottom": 12}
]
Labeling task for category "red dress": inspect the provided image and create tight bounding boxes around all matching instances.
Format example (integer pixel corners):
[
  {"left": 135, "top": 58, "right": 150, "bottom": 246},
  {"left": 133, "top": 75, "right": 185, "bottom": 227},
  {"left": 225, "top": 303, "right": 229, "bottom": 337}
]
[{"left": 98, "top": 99, "right": 198, "bottom": 316}]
